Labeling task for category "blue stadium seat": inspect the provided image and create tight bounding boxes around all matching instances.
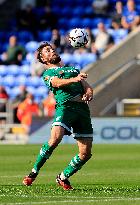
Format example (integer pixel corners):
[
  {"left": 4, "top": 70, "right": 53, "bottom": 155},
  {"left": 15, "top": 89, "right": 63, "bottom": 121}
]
[
  {"left": 75, "top": 0, "right": 92, "bottom": 6},
  {"left": 92, "top": 28, "right": 99, "bottom": 36},
  {"left": 34, "top": 86, "right": 48, "bottom": 98},
  {"left": 61, "top": 7, "right": 73, "bottom": 18},
  {"left": 0, "top": 31, "right": 5, "bottom": 42},
  {"left": 52, "top": 6, "right": 61, "bottom": 16},
  {"left": 0, "top": 76, "right": 4, "bottom": 85},
  {"left": 0, "top": 65, "right": 8, "bottom": 76},
  {"left": 136, "top": 5, "right": 140, "bottom": 13},
  {"left": 59, "top": 29, "right": 66, "bottom": 36},
  {"left": 26, "top": 86, "right": 36, "bottom": 95},
  {"left": 39, "top": 78, "right": 46, "bottom": 86},
  {"left": 68, "top": 18, "right": 82, "bottom": 29},
  {"left": 82, "top": 18, "right": 93, "bottom": 28},
  {"left": 84, "top": 6, "right": 94, "bottom": 16},
  {"left": 72, "top": 54, "right": 83, "bottom": 66},
  {"left": 81, "top": 53, "right": 97, "bottom": 67},
  {"left": 9, "top": 87, "right": 20, "bottom": 99},
  {"left": 25, "top": 53, "right": 35, "bottom": 64},
  {"left": 58, "top": 18, "right": 69, "bottom": 30},
  {"left": 15, "top": 75, "right": 27, "bottom": 86},
  {"left": 73, "top": 53, "right": 97, "bottom": 68},
  {"left": 26, "top": 76, "right": 40, "bottom": 87},
  {"left": 5, "top": 31, "right": 18, "bottom": 41},
  {"left": 2, "top": 75, "right": 16, "bottom": 88},
  {"left": 18, "top": 31, "right": 33, "bottom": 43},
  {"left": 91, "top": 18, "right": 103, "bottom": 28},
  {"left": 37, "top": 30, "right": 52, "bottom": 42},
  {"left": 7, "top": 65, "right": 20, "bottom": 76},
  {"left": 33, "top": 7, "right": 46, "bottom": 19},
  {"left": 25, "top": 41, "right": 39, "bottom": 53},
  {"left": 20, "top": 65, "right": 31, "bottom": 76},
  {"left": 112, "top": 29, "right": 128, "bottom": 44},
  {"left": 72, "top": 7, "right": 85, "bottom": 16},
  {"left": 60, "top": 53, "right": 74, "bottom": 65},
  {"left": 103, "top": 18, "right": 112, "bottom": 28},
  {"left": 60, "top": 0, "right": 75, "bottom": 7},
  {"left": 1, "top": 43, "right": 8, "bottom": 52},
  {"left": 34, "top": 96, "right": 42, "bottom": 104},
  {"left": 107, "top": 28, "right": 115, "bottom": 36}
]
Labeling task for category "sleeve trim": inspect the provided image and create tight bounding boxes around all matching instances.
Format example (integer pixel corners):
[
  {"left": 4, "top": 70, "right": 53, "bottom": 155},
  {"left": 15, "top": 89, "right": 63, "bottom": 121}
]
[{"left": 48, "top": 76, "right": 55, "bottom": 87}]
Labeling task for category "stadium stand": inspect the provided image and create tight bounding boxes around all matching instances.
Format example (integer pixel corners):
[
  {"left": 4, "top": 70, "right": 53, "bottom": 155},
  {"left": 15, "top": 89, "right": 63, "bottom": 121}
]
[{"left": 0, "top": 0, "right": 140, "bottom": 124}]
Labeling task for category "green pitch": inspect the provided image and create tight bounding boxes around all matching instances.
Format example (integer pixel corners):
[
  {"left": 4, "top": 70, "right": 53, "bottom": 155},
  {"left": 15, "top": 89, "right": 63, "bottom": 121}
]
[{"left": 0, "top": 144, "right": 140, "bottom": 205}]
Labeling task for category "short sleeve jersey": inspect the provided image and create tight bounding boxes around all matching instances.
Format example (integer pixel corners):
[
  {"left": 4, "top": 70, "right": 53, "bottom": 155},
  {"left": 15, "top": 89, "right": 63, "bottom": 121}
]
[
  {"left": 42, "top": 66, "right": 84, "bottom": 105},
  {"left": 124, "top": 10, "right": 139, "bottom": 23}
]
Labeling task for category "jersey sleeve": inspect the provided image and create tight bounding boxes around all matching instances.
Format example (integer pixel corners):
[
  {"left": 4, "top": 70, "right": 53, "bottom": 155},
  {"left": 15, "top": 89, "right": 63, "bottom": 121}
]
[
  {"left": 42, "top": 69, "right": 58, "bottom": 89},
  {"left": 43, "top": 75, "right": 54, "bottom": 87}
]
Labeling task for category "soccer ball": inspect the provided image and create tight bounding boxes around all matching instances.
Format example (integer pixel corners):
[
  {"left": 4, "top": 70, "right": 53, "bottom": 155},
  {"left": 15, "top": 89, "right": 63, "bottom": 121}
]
[{"left": 69, "top": 28, "right": 89, "bottom": 48}]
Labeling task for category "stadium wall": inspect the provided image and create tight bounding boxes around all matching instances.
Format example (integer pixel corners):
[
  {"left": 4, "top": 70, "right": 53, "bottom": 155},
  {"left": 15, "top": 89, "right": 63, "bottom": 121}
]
[
  {"left": 89, "top": 60, "right": 140, "bottom": 116},
  {"left": 83, "top": 26, "right": 140, "bottom": 86},
  {"left": 28, "top": 117, "right": 140, "bottom": 144}
]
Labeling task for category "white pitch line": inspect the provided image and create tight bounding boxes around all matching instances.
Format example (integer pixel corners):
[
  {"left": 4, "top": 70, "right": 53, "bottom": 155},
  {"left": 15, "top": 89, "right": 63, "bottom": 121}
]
[
  {"left": 0, "top": 195, "right": 136, "bottom": 199},
  {"left": 0, "top": 197, "right": 140, "bottom": 205}
]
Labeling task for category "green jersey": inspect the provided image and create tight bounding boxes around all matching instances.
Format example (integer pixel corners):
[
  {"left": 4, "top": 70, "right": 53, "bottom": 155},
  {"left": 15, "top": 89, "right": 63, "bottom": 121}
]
[{"left": 42, "top": 66, "right": 84, "bottom": 105}]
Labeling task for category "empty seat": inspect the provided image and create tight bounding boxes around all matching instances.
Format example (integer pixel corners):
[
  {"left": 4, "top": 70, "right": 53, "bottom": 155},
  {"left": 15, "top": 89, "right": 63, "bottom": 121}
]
[
  {"left": 9, "top": 87, "right": 20, "bottom": 99},
  {"left": 61, "top": 7, "right": 73, "bottom": 17},
  {"left": 69, "top": 18, "right": 82, "bottom": 29},
  {"left": 15, "top": 75, "right": 27, "bottom": 86},
  {"left": 60, "top": 53, "right": 73, "bottom": 65},
  {"left": 35, "top": 86, "right": 48, "bottom": 96},
  {"left": 26, "top": 86, "right": 36, "bottom": 94},
  {"left": 25, "top": 41, "right": 39, "bottom": 53},
  {"left": 18, "top": 31, "right": 33, "bottom": 43},
  {"left": 84, "top": 7, "right": 94, "bottom": 16},
  {"left": 20, "top": 65, "right": 31, "bottom": 76},
  {"left": 0, "top": 65, "right": 8, "bottom": 76},
  {"left": 7, "top": 65, "right": 20, "bottom": 76},
  {"left": 26, "top": 76, "right": 40, "bottom": 87},
  {"left": 112, "top": 29, "right": 128, "bottom": 44},
  {"left": 72, "top": 7, "right": 85, "bottom": 16},
  {"left": 81, "top": 53, "right": 97, "bottom": 67},
  {"left": 58, "top": 18, "right": 69, "bottom": 30},
  {"left": 2, "top": 75, "right": 16, "bottom": 87},
  {"left": 72, "top": 53, "right": 97, "bottom": 67},
  {"left": 82, "top": 18, "right": 93, "bottom": 28},
  {"left": 37, "top": 30, "right": 52, "bottom": 42}
]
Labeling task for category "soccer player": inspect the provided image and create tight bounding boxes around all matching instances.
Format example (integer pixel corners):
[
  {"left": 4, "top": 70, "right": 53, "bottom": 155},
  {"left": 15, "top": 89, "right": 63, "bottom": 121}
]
[{"left": 23, "top": 42, "right": 93, "bottom": 190}]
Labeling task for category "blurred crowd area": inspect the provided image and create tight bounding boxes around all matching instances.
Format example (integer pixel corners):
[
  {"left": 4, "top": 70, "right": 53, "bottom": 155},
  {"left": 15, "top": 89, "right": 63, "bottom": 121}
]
[{"left": 0, "top": 0, "right": 140, "bottom": 130}]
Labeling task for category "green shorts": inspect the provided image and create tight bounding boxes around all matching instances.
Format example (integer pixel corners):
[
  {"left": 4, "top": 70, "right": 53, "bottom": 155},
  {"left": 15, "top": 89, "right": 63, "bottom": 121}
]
[{"left": 52, "top": 101, "right": 93, "bottom": 139}]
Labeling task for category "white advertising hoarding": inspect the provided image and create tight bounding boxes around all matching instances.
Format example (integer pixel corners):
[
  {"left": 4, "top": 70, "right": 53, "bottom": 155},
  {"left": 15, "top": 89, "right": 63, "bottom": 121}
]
[{"left": 29, "top": 117, "right": 140, "bottom": 144}]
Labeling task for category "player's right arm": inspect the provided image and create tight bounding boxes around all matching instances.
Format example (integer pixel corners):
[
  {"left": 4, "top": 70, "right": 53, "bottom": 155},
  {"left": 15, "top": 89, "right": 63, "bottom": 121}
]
[{"left": 45, "top": 73, "right": 87, "bottom": 88}]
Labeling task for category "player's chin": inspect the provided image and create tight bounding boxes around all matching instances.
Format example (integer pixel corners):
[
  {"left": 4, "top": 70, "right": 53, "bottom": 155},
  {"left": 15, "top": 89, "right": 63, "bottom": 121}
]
[{"left": 50, "top": 56, "right": 61, "bottom": 64}]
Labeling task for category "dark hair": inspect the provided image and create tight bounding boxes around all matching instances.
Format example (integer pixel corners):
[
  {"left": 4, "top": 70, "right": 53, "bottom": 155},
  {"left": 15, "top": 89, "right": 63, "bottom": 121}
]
[{"left": 37, "top": 42, "right": 52, "bottom": 64}]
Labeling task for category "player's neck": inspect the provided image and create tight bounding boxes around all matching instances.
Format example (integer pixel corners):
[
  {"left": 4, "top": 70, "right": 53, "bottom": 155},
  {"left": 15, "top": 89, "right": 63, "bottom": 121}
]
[{"left": 47, "top": 62, "right": 64, "bottom": 69}]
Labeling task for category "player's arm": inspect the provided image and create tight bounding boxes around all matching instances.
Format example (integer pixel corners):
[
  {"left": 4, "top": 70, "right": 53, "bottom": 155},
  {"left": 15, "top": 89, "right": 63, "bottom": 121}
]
[
  {"left": 49, "top": 73, "right": 87, "bottom": 88},
  {"left": 81, "top": 80, "right": 93, "bottom": 104}
]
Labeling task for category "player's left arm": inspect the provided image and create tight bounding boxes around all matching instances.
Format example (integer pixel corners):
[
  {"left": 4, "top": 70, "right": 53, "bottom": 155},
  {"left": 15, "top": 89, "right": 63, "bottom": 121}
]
[{"left": 81, "top": 80, "right": 93, "bottom": 104}]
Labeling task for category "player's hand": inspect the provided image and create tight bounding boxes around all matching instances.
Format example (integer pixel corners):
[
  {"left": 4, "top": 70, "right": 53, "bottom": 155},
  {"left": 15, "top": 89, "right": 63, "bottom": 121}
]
[
  {"left": 82, "top": 90, "right": 93, "bottom": 104},
  {"left": 74, "top": 73, "right": 87, "bottom": 82}
]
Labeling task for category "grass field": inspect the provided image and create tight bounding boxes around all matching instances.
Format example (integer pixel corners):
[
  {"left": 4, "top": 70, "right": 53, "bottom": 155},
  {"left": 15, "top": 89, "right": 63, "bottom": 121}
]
[{"left": 0, "top": 144, "right": 140, "bottom": 205}]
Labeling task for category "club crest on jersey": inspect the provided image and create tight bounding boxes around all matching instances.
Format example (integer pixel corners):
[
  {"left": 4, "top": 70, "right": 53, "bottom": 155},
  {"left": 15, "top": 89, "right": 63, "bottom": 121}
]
[
  {"left": 44, "top": 76, "right": 49, "bottom": 81},
  {"left": 59, "top": 71, "right": 64, "bottom": 75}
]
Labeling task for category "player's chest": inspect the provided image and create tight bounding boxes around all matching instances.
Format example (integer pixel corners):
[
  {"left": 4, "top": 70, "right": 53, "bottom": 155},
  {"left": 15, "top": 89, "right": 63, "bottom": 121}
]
[{"left": 57, "top": 69, "right": 78, "bottom": 78}]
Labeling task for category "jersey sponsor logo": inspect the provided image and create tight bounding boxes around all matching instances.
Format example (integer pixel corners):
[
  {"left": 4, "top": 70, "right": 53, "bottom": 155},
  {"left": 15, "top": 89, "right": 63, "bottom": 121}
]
[
  {"left": 58, "top": 69, "right": 78, "bottom": 74},
  {"left": 59, "top": 71, "right": 64, "bottom": 75}
]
